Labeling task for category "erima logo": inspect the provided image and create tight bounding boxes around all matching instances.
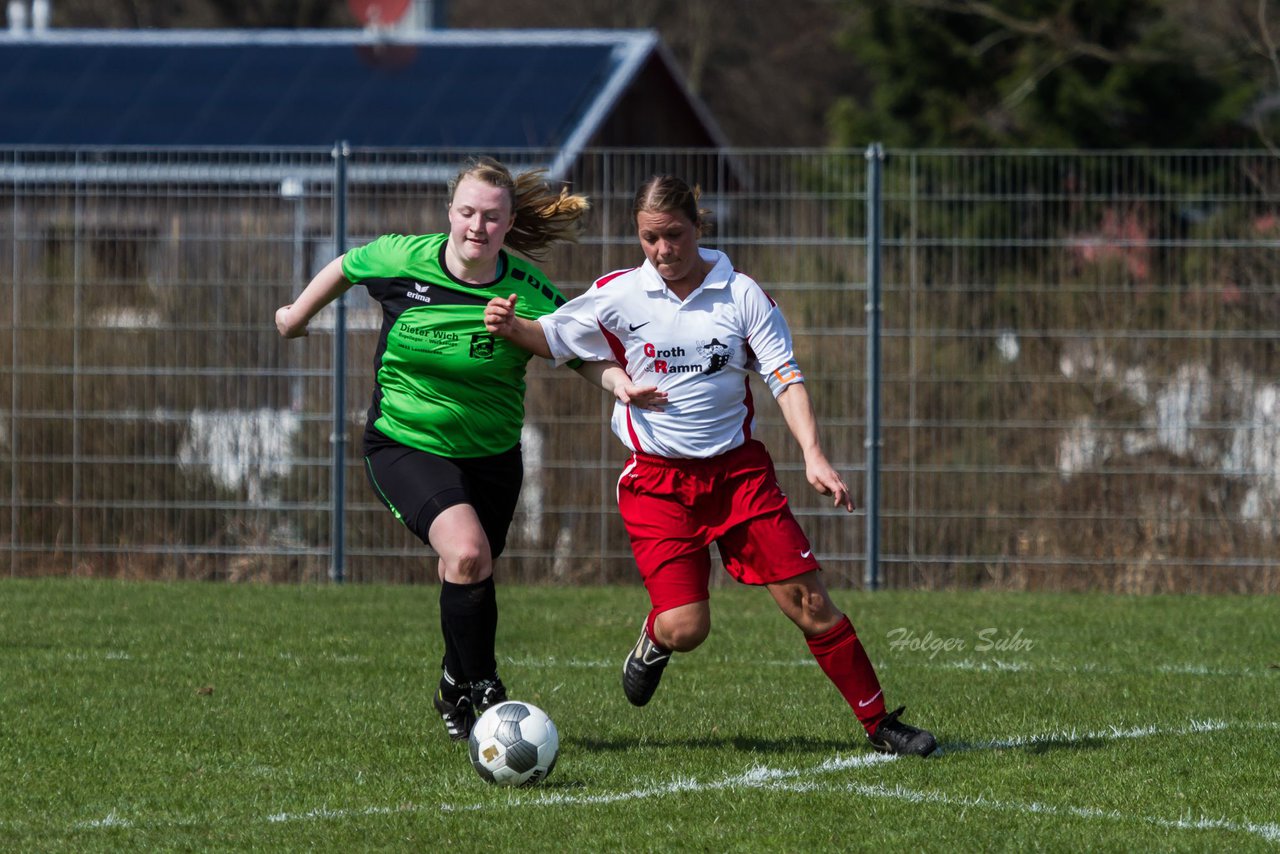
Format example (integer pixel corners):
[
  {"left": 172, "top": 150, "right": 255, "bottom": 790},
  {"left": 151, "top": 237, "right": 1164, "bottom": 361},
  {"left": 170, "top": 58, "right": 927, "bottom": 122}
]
[
  {"left": 414, "top": 283, "right": 430, "bottom": 293},
  {"left": 406, "top": 287, "right": 431, "bottom": 304}
]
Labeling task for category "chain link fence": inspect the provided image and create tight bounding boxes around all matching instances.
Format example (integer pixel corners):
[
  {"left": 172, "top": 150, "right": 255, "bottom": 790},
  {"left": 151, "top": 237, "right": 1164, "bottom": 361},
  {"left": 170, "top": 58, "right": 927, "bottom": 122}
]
[{"left": 3, "top": 147, "right": 1279, "bottom": 591}]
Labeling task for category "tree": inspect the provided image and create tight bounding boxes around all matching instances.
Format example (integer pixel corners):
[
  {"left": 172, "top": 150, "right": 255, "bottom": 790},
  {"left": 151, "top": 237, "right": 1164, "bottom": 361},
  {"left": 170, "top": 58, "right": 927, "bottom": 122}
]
[
  {"left": 1157, "top": 0, "right": 1280, "bottom": 151},
  {"left": 830, "top": 0, "right": 1263, "bottom": 148}
]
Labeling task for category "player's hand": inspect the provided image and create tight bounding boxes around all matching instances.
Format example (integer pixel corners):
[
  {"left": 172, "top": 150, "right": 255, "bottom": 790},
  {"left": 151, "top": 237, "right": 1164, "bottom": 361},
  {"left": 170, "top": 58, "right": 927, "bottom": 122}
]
[
  {"left": 614, "top": 381, "right": 668, "bottom": 411},
  {"left": 276, "top": 304, "right": 307, "bottom": 338},
  {"left": 806, "top": 456, "right": 854, "bottom": 512},
  {"left": 484, "top": 294, "right": 519, "bottom": 337}
]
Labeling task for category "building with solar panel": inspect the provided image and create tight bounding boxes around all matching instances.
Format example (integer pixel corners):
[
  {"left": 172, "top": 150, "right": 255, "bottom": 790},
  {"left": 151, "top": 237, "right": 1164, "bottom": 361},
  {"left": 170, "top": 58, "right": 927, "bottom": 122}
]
[{"left": 0, "top": 25, "right": 729, "bottom": 159}]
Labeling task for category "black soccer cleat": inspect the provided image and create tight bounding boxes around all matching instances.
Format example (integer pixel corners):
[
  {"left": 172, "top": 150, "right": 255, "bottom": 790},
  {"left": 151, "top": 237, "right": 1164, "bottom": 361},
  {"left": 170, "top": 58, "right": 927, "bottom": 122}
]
[
  {"left": 433, "top": 686, "right": 475, "bottom": 742},
  {"left": 622, "top": 623, "right": 672, "bottom": 707},
  {"left": 867, "top": 706, "right": 938, "bottom": 756},
  {"left": 470, "top": 676, "right": 508, "bottom": 716}
]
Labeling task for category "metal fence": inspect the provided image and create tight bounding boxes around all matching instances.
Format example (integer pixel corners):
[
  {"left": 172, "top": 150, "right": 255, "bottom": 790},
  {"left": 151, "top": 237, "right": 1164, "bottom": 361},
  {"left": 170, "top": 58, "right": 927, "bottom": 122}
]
[{"left": 3, "top": 147, "right": 1279, "bottom": 592}]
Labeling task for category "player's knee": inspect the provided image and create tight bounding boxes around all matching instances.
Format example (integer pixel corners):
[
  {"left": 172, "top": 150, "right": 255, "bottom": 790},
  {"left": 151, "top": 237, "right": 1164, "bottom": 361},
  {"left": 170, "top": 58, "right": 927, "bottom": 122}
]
[
  {"left": 665, "top": 624, "right": 709, "bottom": 652},
  {"left": 659, "top": 614, "right": 710, "bottom": 652},
  {"left": 441, "top": 543, "right": 490, "bottom": 583},
  {"left": 786, "top": 588, "right": 839, "bottom": 633},
  {"left": 803, "top": 590, "right": 836, "bottom": 621}
]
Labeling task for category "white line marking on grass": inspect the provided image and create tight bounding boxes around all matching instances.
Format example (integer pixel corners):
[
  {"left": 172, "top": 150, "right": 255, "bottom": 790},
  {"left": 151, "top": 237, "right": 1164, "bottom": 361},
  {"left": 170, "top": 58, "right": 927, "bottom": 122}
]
[
  {"left": 262, "top": 754, "right": 899, "bottom": 824},
  {"left": 501, "top": 656, "right": 616, "bottom": 669},
  {"left": 428, "top": 718, "right": 1280, "bottom": 846},
  {"left": 943, "top": 718, "right": 1232, "bottom": 753},
  {"left": 1156, "top": 663, "right": 1265, "bottom": 677},
  {"left": 502, "top": 655, "right": 819, "bottom": 671},
  {"left": 267, "top": 806, "right": 397, "bottom": 823},
  {"left": 76, "top": 718, "right": 1280, "bottom": 844},
  {"left": 753, "top": 779, "right": 1280, "bottom": 844},
  {"left": 936, "top": 657, "right": 1036, "bottom": 672},
  {"left": 77, "top": 811, "right": 131, "bottom": 829},
  {"left": 436, "top": 753, "right": 899, "bottom": 813},
  {"left": 935, "top": 658, "right": 1271, "bottom": 678},
  {"left": 264, "top": 719, "right": 1280, "bottom": 828},
  {"left": 429, "top": 719, "right": 1273, "bottom": 815},
  {"left": 504, "top": 655, "right": 1274, "bottom": 679}
]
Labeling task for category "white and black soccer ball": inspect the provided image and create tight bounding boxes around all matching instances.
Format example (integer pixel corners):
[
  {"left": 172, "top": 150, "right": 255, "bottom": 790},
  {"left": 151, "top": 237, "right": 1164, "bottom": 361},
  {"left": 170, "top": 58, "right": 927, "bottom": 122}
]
[{"left": 468, "top": 700, "right": 559, "bottom": 787}]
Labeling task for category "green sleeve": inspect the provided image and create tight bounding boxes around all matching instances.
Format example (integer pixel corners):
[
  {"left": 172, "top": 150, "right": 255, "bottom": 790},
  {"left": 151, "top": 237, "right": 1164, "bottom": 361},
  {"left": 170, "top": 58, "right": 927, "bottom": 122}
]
[{"left": 342, "top": 234, "right": 414, "bottom": 283}]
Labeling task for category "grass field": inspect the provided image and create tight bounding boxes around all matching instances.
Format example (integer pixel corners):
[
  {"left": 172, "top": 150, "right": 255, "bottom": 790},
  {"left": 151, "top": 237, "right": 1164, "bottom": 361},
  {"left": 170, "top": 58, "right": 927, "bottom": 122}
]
[{"left": 1, "top": 578, "right": 1277, "bottom": 852}]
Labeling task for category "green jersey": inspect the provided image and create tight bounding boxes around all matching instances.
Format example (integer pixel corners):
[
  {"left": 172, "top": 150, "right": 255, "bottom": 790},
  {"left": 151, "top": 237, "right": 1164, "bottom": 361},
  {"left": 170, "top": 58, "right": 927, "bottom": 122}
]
[{"left": 342, "top": 233, "right": 569, "bottom": 458}]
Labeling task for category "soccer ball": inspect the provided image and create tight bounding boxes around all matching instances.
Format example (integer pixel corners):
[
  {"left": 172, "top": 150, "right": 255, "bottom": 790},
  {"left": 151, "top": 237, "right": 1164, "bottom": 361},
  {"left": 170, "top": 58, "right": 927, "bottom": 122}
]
[{"left": 468, "top": 700, "right": 559, "bottom": 787}]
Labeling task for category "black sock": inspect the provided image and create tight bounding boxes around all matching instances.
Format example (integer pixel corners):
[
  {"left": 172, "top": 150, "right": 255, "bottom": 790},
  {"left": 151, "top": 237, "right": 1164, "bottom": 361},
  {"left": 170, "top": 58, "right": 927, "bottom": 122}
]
[
  {"left": 439, "top": 577, "right": 498, "bottom": 685},
  {"left": 438, "top": 657, "right": 466, "bottom": 702},
  {"left": 439, "top": 605, "right": 466, "bottom": 697}
]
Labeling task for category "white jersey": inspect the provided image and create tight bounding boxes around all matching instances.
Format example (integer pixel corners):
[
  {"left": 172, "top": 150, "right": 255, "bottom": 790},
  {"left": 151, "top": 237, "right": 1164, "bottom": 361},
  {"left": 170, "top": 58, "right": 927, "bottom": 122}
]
[{"left": 538, "top": 248, "right": 802, "bottom": 459}]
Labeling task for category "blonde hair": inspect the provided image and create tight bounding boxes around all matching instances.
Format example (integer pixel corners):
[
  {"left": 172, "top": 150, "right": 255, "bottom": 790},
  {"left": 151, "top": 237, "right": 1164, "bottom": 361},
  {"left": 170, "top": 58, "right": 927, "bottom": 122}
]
[
  {"left": 448, "top": 157, "right": 590, "bottom": 259},
  {"left": 632, "top": 174, "right": 714, "bottom": 237}
]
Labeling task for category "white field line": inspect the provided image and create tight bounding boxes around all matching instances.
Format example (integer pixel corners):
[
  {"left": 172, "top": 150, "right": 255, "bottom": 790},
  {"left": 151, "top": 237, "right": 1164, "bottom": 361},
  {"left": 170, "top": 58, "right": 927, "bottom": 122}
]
[
  {"left": 762, "top": 779, "right": 1280, "bottom": 844},
  {"left": 50, "top": 719, "right": 1280, "bottom": 843},
  {"left": 75, "top": 810, "right": 130, "bottom": 829},
  {"left": 934, "top": 658, "right": 1270, "bottom": 679},
  {"left": 262, "top": 719, "right": 1280, "bottom": 846},
  {"left": 435, "top": 752, "right": 897, "bottom": 813},
  {"left": 504, "top": 654, "right": 1275, "bottom": 679}
]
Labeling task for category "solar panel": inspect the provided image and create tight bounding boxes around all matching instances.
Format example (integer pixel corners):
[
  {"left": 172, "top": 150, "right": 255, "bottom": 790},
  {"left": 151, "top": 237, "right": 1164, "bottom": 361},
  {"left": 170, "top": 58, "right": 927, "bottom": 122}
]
[{"left": 0, "top": 38, "right": 624, "bottom": 147}]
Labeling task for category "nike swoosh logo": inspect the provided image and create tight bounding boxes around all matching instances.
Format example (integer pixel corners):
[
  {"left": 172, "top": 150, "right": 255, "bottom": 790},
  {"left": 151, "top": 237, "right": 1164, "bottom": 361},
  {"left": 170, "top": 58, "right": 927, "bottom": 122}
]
[
  {"left": 857, "top": 690, "right": 883, "bottom": 709},
  {"left": 800, "top": 549, "right": 812, "bottom": 559},
  {"left": 643, "top": 648, "right": 670, "bottom": 665},
  {"left": 629, "top": 321, "right": 651, "bottom": 331}
]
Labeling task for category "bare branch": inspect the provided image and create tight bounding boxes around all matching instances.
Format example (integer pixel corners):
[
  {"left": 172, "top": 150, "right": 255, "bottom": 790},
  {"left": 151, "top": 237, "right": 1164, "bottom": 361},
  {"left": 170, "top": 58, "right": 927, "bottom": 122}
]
[
  {"left": 972, "top": 29, "right": 1016, "bottom": 57},
  {"left": 1000, "top": 48, "right": 1077, "bottom": 110},
  {"left": 1253, "top": 0, "right": 1280, "bottom": 156},
  {"left": 908, "top": 0, "right": 1166, "bottom": 64},
  {"left": 1259, "top": 0, "right": 1280, "bottom": 90},
  {"left": 912, "top": 0, "right": 1052, "bottom": 38}
]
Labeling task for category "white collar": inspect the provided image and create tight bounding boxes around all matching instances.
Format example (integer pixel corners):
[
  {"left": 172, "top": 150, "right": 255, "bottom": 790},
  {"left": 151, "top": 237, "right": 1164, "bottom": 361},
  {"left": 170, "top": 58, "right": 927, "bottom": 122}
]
[{"left": 640, "top": 247, "right": 733, "bottom": 294}]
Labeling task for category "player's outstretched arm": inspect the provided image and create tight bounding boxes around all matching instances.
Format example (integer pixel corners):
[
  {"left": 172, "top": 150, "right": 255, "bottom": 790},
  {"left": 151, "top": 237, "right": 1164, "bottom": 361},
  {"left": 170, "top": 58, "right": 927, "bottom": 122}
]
[
  {"left": 484, "top": 294, "right": 554, "bottom": 358},
  {"left": 276, "top": 255, "right": 353, "bottom": 339},
  {"left": 776, "top": 382, "right": 853, "bottom": 512}
]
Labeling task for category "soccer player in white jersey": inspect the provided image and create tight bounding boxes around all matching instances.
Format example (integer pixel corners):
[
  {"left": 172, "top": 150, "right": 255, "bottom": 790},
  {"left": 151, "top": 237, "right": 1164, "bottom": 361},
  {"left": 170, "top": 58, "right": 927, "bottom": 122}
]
[{"left": 485, "top": 175, "right": 936, "bottom": 756}]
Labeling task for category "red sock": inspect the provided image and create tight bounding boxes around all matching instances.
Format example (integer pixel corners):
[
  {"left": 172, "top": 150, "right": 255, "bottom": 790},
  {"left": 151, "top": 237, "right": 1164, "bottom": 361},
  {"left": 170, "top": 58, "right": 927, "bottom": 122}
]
[
  {"left": 645, "top": 609, "right": 668, "bottom": 649},
  {"left": 806, "top": 616, "right": 886, "bottom": 734}
]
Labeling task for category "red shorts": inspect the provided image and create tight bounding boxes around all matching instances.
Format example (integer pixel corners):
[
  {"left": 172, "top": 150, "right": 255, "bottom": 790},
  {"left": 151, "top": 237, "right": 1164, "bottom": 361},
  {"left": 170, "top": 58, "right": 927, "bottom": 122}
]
[{"left": 616, "top": 439, "right": 820, "bottom": 613}]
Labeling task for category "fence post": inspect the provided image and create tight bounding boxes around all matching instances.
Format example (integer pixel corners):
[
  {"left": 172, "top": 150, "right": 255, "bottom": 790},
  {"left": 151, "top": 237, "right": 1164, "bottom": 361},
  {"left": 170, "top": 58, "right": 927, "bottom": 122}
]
[
  {"left": 331, "top": 141, "right": 350, "bottom": 583},
  {"left": 864, "top": 143, "right": 884, "bottom": 591}
]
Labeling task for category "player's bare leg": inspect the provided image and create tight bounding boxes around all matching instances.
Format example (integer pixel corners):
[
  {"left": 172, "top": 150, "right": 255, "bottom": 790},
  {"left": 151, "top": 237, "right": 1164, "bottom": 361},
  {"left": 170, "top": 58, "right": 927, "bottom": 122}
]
[{"left": 622, "top": 601, "right": 709, "bottom": 706}]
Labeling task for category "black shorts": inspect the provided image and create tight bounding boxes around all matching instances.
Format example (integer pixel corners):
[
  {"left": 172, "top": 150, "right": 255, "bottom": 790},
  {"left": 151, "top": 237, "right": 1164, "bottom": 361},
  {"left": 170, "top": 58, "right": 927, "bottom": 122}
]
[{"left": 363, "top": 429, "right": 523, "bottom": 558}]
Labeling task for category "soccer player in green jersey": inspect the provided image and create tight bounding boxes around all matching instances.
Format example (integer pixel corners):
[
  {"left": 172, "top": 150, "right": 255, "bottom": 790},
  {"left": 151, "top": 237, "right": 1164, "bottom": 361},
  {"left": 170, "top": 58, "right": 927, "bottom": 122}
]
[{"left": 276, "top": 157, "right": 658, "bottom": 741}]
